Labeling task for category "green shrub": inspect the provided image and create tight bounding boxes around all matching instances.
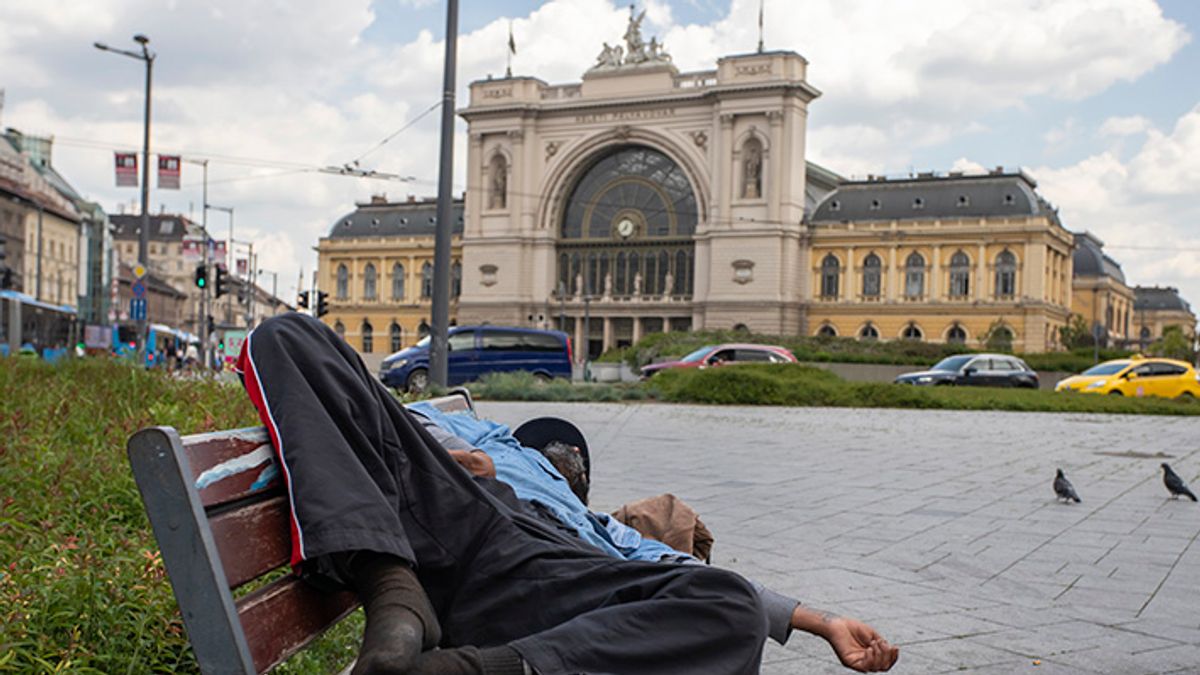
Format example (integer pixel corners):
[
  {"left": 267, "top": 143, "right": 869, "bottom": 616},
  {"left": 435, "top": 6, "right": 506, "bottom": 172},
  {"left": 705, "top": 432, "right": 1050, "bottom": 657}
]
[
  {"left": 647, "top": 363, "right": 1199, "bottom": 416},
  {"left": 465, "top": 371, "right": 648, "bottom": 402},
  {"left": 0, "top": 359, "right": 360, "bottom": 673}
]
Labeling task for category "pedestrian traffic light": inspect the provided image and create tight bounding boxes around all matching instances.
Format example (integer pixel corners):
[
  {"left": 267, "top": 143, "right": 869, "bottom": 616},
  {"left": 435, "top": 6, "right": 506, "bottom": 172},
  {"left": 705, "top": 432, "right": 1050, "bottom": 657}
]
[
  {"left": 213, "top": 264, "right": 228, "bottom": 298},
  {"left": 297, "top": 290, "right": 309, "bottom": 309},
  {"left": 194, "top": 263, "right": 208, "bottom": 289},
  {"left": 206, "top": 315, "right": 215, "bottom": 335},
  {"left": 315, "top": 290, "right": 329, "bottom": 318}
]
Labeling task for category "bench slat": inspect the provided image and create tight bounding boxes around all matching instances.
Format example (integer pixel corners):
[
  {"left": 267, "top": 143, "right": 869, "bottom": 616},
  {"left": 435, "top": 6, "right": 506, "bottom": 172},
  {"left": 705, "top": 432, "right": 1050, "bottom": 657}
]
[
  {"left": 181, "top": 427, "right": 281, "bottom": 509},
  {"left": 237, "top": 577, "right": 358, "bottom": 674},
  {"left": 210, "top": 495, "right": 292, "bottom": 589}
]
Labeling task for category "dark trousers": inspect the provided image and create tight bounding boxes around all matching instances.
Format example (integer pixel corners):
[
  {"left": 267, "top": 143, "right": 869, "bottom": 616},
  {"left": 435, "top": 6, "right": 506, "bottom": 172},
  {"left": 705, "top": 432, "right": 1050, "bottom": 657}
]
[{"left": 237, "top": 314, "right": 766, "bottom": 675}]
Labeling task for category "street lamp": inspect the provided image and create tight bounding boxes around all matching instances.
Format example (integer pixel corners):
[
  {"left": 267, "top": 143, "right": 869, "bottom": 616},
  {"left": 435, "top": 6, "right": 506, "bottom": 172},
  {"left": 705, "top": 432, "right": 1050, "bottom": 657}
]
[{"left": 95, "top": 34, "right": 154, "bottom": 359}]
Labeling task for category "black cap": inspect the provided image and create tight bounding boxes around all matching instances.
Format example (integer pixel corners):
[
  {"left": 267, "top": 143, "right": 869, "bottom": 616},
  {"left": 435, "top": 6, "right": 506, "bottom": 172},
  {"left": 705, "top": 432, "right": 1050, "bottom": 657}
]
[{"left": 513, "top": 417, "right": 590, "bottom": 478}]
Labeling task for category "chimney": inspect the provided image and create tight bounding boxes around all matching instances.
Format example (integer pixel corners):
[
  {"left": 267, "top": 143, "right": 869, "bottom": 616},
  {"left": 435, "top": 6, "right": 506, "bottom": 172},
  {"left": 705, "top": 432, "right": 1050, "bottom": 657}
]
[
  {"left": 407, "top": 195, "right": 417, "bottom": 203},
  {"left": 370, "top": 193, "right": 388, "bottom": 205}
]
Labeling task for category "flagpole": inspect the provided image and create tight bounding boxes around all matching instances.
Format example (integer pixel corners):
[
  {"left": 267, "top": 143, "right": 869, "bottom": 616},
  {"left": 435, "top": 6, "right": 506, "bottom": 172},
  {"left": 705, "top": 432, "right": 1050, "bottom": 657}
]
[
  {"left": 506, "top": 20, "right": 514, "bottom": 78},
  {"left": 757, "top": 0, "right": 765, "bottom": 53}
]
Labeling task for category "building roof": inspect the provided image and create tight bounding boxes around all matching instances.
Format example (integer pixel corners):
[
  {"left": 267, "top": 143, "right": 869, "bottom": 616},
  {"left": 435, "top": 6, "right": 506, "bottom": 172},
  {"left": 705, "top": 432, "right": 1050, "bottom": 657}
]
[
  {"left": 110, "top": 214, "right": 201, "bottom": 241},
  {"left": 1072, "top": 231, "right": 1126, "bottom": 284},
  {"left": 808, "top": 170, "right": 1054, "bottom": 224},
  {"left": 326, "top": 196, "right": 464, "bottom": 239},
  {"left": 1134, "top": 286, "right": 1193, "bottom": 314}
]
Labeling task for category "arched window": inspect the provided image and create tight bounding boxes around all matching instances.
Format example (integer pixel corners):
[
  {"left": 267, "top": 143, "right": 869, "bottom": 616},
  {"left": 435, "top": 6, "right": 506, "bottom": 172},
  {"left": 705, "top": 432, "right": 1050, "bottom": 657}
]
[
  {"left": 905, "top": 252, "right": 925, "bottom": 299},
  {"left": 741, "top": 137, "right": 763, "bottom": 199},
  {"left": 361, "top": 320, "right": 373, "bottom": 353},
  {"left": 820, "top": 254, "right": 840, "bottom": 299},
  {"left": 657, "top": 250, "right": 669, "bottom": 296},
  {"left": 451, "top": 261, "right": 462, "bottom": 298},
  {"left": 674, "top": 250, "right": 688, "bottom": 295},
  {"left": 902, "top": 323, "right": 923, "bottom": 341},
  {"left": 334, "top": 320, "right": 345, "bottom": 339},
  {"left": 1140, "top": 326, "right": 1151, "bottom": 341},
  {"left": 421, "top": 262, "right": 433, "bottom": 299},
  {"left": 987, "top": 325, "right": 1014, "bottom": 352},
  {"left": 949, "top": 251, "right": 971, "bottom": 298},
  {"left": 947, "top": 324, "right": 967, "bottom": 344},
  {"left": 995, "top": 250, "right": 1016, "bottom": 299},
  {"left": 363, "top": 263, "right": 377, "bottom": 301},
  {"left": 392, "top": 263, "right": 405, "bottom": 301},
  {"left": 615, "top": 252, "right": 627, "bottom": 295},
  {"left": 488, "top": 154, "right": 508, "bottom": 209},
  {"left": 390, "top": 321, "right": 402, "bottom": 352},
  {"left": 558, "top": 253, "right": 570, "bottom": 295},
  {"left": 862, "top": 253, "right": 881, "bottom": 298},
  {"left": 418, "top": 320, "right": 430, "bottom": 338},
  {"left": 1105, "top": 305, "right": 1114, "bottom": 330},
  {"left": 859, "top": 323, "right": 879, "bottom": 340},
  {"left": 336, "top": 264, "right": 348, "bottom": 300},
  {"left": 817, "top": 324, "right": 838, "bottom": 337}
]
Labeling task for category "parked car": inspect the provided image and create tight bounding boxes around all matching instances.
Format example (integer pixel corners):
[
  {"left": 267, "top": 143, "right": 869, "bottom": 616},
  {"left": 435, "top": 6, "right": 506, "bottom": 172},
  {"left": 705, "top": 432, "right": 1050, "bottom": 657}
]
[
  {"left": 639, "top": 343, "right": 797, "bottom": 378},
  {"left": 894, "top": 353, "right": 1039, "bottom": 388},
  {"left": 1055, "top": 357, "right": 1200, "bottom": 399},
  {"left": 380, "top": 325, "right": 573, "bottom": 392}
]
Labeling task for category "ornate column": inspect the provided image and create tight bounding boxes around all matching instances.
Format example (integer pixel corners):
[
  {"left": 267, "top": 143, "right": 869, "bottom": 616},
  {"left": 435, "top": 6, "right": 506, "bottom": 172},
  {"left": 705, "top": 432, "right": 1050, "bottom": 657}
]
[
  {"left": 975, "top": 244, "right": 986, "bottom": 300},
  {"left": 845, "top": 246, "right": 855, "bottom": 302},
  {"left": 886, "top": 246, "right": 898, "bottom": 301},
  {"left": 930, "top": 245, "right": 941, "bottom": 300},
  {"left": 632, "top": 316, "right": 642, "bottom": 344},
  {"left": 602, "top": 316, "right": 612, "bottom": 352}
]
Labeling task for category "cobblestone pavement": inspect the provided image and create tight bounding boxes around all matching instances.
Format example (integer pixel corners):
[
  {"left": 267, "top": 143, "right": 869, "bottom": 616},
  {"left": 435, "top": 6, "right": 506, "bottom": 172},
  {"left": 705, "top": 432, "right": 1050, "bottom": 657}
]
[{"left": 476, "top": 401, "right": 1200, "bottom": 675}]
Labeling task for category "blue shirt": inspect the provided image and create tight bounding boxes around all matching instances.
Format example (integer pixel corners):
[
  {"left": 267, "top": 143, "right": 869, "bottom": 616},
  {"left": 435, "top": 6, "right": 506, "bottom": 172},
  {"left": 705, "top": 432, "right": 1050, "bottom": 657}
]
[{"left": 409, "top": 403, "right": 686, "bottom": 563}]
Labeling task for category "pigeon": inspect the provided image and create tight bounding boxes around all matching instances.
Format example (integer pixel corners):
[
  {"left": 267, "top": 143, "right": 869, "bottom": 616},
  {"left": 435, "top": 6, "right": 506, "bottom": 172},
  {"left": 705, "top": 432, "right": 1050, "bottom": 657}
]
[
  {"left": 1054, "top": 469, "right": 1081, "bottom": 503},
  {"left": 1162, "top": 463, "right": 1198, "bottom": 501}
]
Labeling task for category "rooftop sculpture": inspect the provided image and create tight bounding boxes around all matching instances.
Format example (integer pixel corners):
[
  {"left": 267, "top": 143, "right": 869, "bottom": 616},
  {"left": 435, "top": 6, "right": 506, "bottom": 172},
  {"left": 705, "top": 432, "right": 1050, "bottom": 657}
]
[{"left": 591, "top": 5, "right": 672, "bottom": 72}]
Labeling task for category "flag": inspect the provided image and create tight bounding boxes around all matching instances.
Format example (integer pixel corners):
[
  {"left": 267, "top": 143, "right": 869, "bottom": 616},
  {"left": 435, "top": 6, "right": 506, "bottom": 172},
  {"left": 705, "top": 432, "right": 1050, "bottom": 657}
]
[
  {"left": 115, "top": 153, "right": 138, "bottom": 187},
  {"left": 158, "top": 154, "right": 181, "bottom": 189},
  {"left": 508, "top": 21, "right": 516, "bottom": 55},
  {"left": 757, "top": 0, "right": 765, "bottom": 51}
]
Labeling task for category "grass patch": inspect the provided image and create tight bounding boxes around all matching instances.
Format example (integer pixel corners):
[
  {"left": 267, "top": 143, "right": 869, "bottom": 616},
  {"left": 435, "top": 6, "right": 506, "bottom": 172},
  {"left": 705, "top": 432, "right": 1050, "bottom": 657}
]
[
  {"left": 646, "top": 364, "right": 1200, "bottom": 415},
  {"left": 466, "top": 371, "right": 648, "bottom": 402},
  {"left": 0, "top": 358, "right": 360, "bottom": 674},
  {"left": 611, "top": 329, "right": 1133, "bottom": 374}
]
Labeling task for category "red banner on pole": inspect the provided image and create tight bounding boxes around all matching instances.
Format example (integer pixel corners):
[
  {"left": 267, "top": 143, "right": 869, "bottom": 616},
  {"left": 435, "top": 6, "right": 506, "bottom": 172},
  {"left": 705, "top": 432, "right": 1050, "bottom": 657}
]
[
  {"left": 158, "top": 155, "right": 181, "bottom": 189},
  {"left": 115, "top": 153, "right": 138, "bottom": 187}
]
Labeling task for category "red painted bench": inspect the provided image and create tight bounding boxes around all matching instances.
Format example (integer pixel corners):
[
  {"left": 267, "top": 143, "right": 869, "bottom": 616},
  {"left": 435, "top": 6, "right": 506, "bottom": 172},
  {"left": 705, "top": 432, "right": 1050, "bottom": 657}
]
[{"left": 127, "top": 389, "right": 476, "bottom": 674}]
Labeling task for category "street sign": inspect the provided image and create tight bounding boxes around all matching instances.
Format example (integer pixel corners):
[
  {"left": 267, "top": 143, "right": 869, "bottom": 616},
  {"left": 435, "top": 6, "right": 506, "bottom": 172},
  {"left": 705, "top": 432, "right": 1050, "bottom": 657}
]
[
  {"left": 133, "top": 263, "right": 148, "bottom": 279},
  {"left": 223, "top": 330, "right": 246, "bottom": 359},
  {"left": 132, "top": 280, "right": 147, "bottom": 299},
  {"left": 130, "top": 298, "right": 147, "bottom": 321}
]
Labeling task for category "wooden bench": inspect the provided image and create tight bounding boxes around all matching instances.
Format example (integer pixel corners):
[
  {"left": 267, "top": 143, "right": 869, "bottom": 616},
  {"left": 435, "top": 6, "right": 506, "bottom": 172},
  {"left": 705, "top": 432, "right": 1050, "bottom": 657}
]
[{"left": 127, "top": 389, "right": 477, "bottom": 674}]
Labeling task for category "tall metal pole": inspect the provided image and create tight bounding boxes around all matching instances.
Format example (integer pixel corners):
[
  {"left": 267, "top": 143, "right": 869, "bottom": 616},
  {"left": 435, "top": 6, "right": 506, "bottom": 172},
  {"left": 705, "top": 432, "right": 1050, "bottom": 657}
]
[
  {"left": 138, "top": 41, "right": 154, "bottom": 362},
  {"left": 35, "top": 204, "right": 43, "bottom": 301},
  {"left": 430, "top": 0, "right": 459, "bottom": 387}
]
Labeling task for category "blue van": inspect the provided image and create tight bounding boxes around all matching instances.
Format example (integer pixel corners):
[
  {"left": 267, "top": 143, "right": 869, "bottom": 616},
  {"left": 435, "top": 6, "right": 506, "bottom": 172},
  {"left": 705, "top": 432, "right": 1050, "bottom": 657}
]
[{"left": 379, "top": 325, "right": 573, "bottom": 392}]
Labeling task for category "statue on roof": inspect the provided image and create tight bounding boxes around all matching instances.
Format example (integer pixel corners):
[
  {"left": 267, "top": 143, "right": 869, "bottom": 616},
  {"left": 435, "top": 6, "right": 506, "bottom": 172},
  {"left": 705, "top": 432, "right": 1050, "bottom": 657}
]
[
  {"left": 588, "top": 4, "right": 671, "bottom": 72},
  {"left": 624, "top": 7, "right": 648, "bottom": 63}
]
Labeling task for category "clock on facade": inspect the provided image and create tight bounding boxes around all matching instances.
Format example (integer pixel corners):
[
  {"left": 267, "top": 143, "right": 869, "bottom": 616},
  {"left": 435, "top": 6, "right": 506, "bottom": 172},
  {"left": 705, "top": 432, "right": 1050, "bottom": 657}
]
[{"left": 616, "top": 217, "right": 636, "bottom": 239}]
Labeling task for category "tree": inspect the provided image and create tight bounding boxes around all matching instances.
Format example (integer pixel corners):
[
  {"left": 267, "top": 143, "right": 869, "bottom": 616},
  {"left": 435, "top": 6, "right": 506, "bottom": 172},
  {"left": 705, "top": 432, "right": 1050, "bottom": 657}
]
[
  {"left": 982, "top": 319, "right": 1014, "bottom": 353},
  {"left": 1058, "top": 314, "right": 1094, "bottom": 350},
  {"left": 1153, "top": 325, "right": 1194, "bottom": 362}
]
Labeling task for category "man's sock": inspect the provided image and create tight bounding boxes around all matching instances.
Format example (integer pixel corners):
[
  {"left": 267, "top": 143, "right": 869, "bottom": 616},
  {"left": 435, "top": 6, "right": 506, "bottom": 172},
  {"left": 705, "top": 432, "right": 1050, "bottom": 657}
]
[
  {"left": 409, "top": 646, "right": 531, "bottom": 675},
  {"left": 348, "top": 551, "right": 442, "bottom": 675}
]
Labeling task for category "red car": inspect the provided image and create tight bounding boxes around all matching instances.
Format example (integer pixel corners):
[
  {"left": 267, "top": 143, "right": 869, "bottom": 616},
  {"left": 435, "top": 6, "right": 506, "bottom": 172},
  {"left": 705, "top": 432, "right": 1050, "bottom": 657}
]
[{"left": 640, "top": 343, "right": 798, "bottom": 378}]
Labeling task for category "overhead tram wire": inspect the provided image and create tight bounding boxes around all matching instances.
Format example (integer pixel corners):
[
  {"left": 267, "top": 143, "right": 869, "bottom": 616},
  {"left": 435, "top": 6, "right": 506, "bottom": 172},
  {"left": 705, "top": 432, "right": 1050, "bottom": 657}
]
[{"left": 347, "top": 101, "right": 442, "bottom": 166}]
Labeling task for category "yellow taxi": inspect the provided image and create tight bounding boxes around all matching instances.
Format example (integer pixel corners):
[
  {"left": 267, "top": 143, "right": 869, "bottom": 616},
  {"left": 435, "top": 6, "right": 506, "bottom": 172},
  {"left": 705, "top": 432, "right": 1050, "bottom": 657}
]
[{"left": 1055, "top": 356, "right": 1200, "bottom": 399}]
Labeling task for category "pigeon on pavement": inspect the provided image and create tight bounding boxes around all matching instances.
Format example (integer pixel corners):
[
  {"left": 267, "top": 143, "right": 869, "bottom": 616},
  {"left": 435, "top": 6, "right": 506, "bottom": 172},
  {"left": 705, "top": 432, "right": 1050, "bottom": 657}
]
[
  {"left": 1161, "top": 463, "right": 1198, "bottom": 501},
  {"left": 1054, "top": 469, "right": 1081, "bottom": 503}
]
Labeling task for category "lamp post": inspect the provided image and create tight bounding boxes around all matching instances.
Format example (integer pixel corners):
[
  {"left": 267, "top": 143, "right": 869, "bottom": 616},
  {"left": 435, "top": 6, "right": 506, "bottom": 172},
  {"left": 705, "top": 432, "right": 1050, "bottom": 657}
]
[
  {"left": 429, "top": 0, "right": 459, "bottom": 387},
  {"left": 95, "top": 34, "right": 154, "bottom": 359}
]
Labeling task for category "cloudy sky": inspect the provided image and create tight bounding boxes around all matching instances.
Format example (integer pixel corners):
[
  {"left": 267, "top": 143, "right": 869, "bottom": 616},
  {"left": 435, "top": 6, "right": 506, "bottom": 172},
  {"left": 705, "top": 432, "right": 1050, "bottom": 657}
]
[{"left": 2, "top": 0, "right": 1198, "bottom": 312}]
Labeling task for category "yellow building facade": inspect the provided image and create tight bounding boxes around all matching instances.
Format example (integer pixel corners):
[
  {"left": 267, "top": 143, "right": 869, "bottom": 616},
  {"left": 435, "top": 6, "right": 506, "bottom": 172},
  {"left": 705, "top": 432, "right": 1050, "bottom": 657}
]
[
  {"left": 805, "top": 172, "right": 1074, "bottom": 352},
  {"left": 316, "top": 197, "right": 463, "bottom": 356},
  {"left": 1133, "top": 286, "right": 1197, "bottom": 346},
  {"left": 1069, "top": 232, "right": 1134, "bottom": 346}
]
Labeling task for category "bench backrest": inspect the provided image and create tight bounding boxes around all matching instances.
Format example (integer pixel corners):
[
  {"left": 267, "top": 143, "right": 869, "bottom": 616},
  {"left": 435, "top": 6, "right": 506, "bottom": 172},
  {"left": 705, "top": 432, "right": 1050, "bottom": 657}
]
[{"left": 127, "top": 388, "right": 476, "bottom": 674}]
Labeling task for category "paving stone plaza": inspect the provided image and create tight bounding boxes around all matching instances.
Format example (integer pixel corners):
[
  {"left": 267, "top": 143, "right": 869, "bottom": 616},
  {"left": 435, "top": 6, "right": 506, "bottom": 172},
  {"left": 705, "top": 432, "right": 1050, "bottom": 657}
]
[{"left": 477, "top": 402, "right": 1200, "bottom": 674}]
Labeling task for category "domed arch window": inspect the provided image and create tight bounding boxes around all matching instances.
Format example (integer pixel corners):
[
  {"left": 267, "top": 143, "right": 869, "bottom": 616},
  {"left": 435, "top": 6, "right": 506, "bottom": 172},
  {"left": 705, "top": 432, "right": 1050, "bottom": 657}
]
[
  {"left": 949, "top": 251, "right": 971, "bottom": 298},
  {"left": 859, "top": 323, "right": 879, "bottom": 340},
  {"left": 947, "top": 324, "right": 967, "bottom": 344},
  {"left": 363, "top": 263, "right": 377, "bottom": 301},
  {"left": 862, "top": 253, "right": 882, "bottom": 298},
  {"left": 820, "top": 254, "right": 840, "bottom": 299},
  {"left": 390, "top": 321, "right": 403, "bottom": 352},
  {"left": 995, "top": 250, "right": 1017, "bottom": 299},
  {"left": 905, "top": 252, "right": 925, "bottom": 299},
  {"left": 392, "top": 263, "right": 405, "bottom": 301},
  {"left": 817, "top": 323, "right": 838, "bottom": 338},
  {"left": 334, "top": 320, "right": 345, "bottom": 339},
  {"left": 336, "top": 264, "right": 349, "bottom": 300},
  {"left": 902, "top": 323, "right": 923, "bottom": 341},
  {"left": 361, "top": 320, "right": 373, "bottom": 354},
  {"left": 557, "top": 145, "right": 698, "bottom": 305}
]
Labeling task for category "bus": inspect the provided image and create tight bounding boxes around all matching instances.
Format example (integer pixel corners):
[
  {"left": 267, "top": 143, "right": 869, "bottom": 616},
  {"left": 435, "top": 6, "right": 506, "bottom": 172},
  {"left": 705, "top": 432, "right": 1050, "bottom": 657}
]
[{"left": 0, "top": 290, "right": 77, "bottom": 360}]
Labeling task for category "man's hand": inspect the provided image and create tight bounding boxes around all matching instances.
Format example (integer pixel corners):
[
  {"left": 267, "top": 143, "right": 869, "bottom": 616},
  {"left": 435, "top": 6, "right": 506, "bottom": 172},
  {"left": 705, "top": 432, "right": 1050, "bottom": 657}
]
[
  {"left": 791, "top": 606, "right": 899, "bottom": 672},
  {"left": 447, "top": 449, "right": 496, "bottom": 479}
]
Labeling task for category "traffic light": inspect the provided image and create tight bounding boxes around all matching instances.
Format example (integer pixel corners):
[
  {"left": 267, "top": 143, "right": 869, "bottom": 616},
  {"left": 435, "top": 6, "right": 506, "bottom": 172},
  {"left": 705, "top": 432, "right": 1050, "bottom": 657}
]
[
  {"left": 315, "top": 290, "right": 329, "bottom": 318},
  {"left": 194, "top": 263, "right": 208, "bottom": 289},
  {"left": 206, "top": 315, "right": 215, "bottom": 335},
  {"left": 0, "top": 267, "right": 11, "bottom": 290},
  {"left": 213, "top": 264, "right": 228, "bottom": 298},
  {"left": 237, "top": 285, "right": 247, "bottom": 305},
  {"left": 297, "top": 290, "right": 309, "bottom": 309}
]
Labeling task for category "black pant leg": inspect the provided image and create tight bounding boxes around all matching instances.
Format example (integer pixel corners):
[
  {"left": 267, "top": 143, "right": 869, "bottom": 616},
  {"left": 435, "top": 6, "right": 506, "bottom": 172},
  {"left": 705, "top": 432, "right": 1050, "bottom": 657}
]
[{"left": 237, "top": 313, "right": 504, "bottom": 572}]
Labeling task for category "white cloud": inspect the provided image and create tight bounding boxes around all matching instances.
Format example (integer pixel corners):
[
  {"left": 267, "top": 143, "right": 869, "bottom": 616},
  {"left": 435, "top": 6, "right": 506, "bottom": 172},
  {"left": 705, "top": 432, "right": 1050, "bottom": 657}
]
[
  {"left": 1031, "top": 106, "right": 1200, "bottom": 312},
  {"left": 1100, "top": 115, "right": 1152, "bottom": 137}
]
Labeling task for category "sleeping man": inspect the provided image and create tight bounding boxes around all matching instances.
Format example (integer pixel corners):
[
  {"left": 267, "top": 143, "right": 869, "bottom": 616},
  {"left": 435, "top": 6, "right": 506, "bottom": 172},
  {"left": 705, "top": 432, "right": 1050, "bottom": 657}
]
[
  {"left": 406, "top": 402, "right": 898, "bottom": 674},
  {"left": 236, "top": 313, "right": 896, "bottom": 675}
]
